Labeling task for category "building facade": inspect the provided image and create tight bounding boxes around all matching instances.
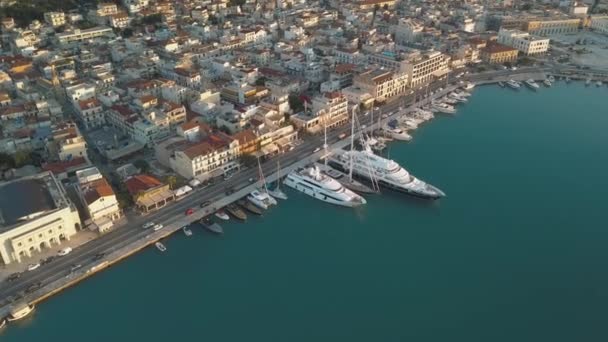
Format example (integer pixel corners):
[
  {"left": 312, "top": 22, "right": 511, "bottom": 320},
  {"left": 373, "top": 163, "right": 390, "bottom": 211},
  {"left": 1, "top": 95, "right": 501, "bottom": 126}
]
[
  {"left": 498, "top": 29, "right": 550, "bottom": 56},
  {"left": 0, "top": 172, "right": 81, "bottom": 265}
]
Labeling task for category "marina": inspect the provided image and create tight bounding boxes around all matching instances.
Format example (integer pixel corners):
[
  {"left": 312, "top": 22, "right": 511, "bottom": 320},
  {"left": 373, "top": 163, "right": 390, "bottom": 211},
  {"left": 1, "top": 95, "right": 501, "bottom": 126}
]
[
  {"left": 226, "top": 204, "right": 247, "bottom": 221},
  {"left": 2, "top": 82, "right": 608, "bottom": 342}
]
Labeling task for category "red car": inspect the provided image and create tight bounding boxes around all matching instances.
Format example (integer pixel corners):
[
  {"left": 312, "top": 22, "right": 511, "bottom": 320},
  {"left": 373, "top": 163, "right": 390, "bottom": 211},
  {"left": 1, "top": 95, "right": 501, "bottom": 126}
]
[{"left": 185, "top": 208, "right": 194, "bottom": 215}]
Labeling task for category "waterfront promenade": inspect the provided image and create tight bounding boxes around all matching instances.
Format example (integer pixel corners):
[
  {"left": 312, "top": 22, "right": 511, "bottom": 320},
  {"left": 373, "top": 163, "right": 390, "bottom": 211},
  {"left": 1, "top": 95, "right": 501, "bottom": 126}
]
[{"left": 0, "top": 66, "right": 596, "bottom": 322}]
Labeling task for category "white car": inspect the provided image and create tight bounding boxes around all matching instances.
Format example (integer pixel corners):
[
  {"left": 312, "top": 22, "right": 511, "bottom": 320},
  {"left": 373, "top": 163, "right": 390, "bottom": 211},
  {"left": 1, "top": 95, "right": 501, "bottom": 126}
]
[
  {"left": 153, "top": 224, "right": 164, "bottom": 231},
  {"left": 313, "top": 147, "right": 321, "bottom": 153},
  {"left": 27, "top": 263, "right": 40, "bottom": 271},
  {"left": 142, "top": 222, "right": 155, "bottom": 229},
  {"left": 381, "top": 114, "right": 388, "bottom": 119},
  {"left": 58, "top": 247, "right": 72, "bottom": 256}
]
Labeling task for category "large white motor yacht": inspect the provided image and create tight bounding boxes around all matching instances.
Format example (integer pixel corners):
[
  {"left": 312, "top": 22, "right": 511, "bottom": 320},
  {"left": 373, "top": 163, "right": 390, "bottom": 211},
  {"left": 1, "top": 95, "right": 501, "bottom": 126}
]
[
  {"left": 328, "top": 144, "right": 445, "bottom": 199},
  {"left": 284, "top": 166, "right": 366, "bottom": 207}
]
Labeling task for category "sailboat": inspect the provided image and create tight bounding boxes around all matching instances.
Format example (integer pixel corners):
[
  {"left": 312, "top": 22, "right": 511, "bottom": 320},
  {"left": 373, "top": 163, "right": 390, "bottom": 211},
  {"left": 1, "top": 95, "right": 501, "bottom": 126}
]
[
  {"left": 250, "top": 157, "right": 277, "bottom": 206},
  {"left": 267, "top": 161, "right": 288, "bottom": 200}
]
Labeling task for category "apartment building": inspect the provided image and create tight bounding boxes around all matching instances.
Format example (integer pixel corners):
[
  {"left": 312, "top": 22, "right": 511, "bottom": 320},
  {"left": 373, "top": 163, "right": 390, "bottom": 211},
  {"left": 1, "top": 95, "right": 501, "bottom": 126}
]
[
  {"left": 401, "top": 51, "right": 450, "bottom": 89},
  {"left": 76, "top": 98, "right": 105, "bottom": 130},
  {"left": 76, "top": 167, "right": 121, "bottom": 233},
  {"left": 590, "top": 16, "right": 608, "bottom": 34},
  {"left": 498, "top": 29, "right": 550, "bottom": 55},
  {"left": 353, "top": 69, "right": 409, "bottom": 101},
  {"left": 44, "top": 12, "right": 66, "bottom": 27},
  {"left": 394, "top": 18, "right": 424, "bottom": 45},
  {"left": 48, "top": 122, "right": 88, "bottom": 162},
  {"left": 524, "top": 18, "right": 581, "bottom": 36},
  {"left": 291, "top": 92, "right": 349, "bottom": 134},
  {"left": 169, "top": 133, "right": 240, "bottom": 180},
  {"left": 481, "top": 42, "right": 519, "bottom": 64},
  {"left": 57, "top": 27, "right": 114, "bottom": 45}
]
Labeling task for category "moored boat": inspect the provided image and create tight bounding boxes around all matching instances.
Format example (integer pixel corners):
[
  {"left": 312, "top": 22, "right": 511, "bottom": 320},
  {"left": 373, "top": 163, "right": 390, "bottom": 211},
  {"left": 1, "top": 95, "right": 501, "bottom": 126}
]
[
  {"left": 183, "top": 226, "right": 193, "bottom": 236},
  {"left": 155, "top": 242, "right": 167, "bottom": 252},
  {"left": 7, "top": 304, "right": 34, "bottom": 322},
  {"left": 432, "top": 102, "right": 456, "bottom": 114},
  {"left": 315, "top": 163, "right": 375, "bottom": 194},
  {"left": 506, "top": 80, "right": 520, "bottom": 89},
  {"left": 201, "top": 217, "right": 223, "bottom": 234},
  {"left": 247, "top": 189, "right": 274, "bottom": 209},
  {"left": 226, "top": 203, "right": 247, "bottom": 220},
  {"left": 596, "top": 81, "right": 603, "bottom": 87},
  {"left": 237, "top": 199, "right": 263, "bottom": 215},
  {"left": 543, "top": 79, "right": 552, "bottom": 87},
  {"left": 215, "top": 210, "right": 230, "bottom": 221},
  {"left": 284, "top": 166, "right": 366, "bottom": 207},
  {"left": 524, "top": 79, "right": 540, "bottom": 90},
  {"left": 1, "top": 318, "right": 6, "bottom": 329},
  {"left": 498, "top": 81, "right": 505, "bottom": 87}
]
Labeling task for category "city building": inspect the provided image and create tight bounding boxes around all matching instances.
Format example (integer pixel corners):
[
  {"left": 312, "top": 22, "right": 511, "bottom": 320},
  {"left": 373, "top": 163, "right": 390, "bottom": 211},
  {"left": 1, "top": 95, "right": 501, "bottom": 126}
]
[
  {"left": 76, "top": 167, "right": 121, "bottom": 233},
  {"left": 125, "top": 174, "right": 175, "bottom": 214},
  {"left": 291, "top": 92, "right": 349, "bottom": 134},
  {"left": 44, "top": 12, "right": 66, "bottom": 27},
  {"left": 498, "top": 29, "right": 550, "bottom": 56},
  {"left": 0, "top": 172, "right": 81, "bottom": 265},
  {"left": 401, "top": 51, "right": 450, "bottom": 89},
  {"left": 524, "top": 18, "right": 581, "bottom": 36},
  {"left": 590, "top": 16, "right": 608, "bottom": 35},
  {"left": 353, "top": 69, "right": 409, "bottom": 102},
  {"left": 57, "top": 27, "right": 114, "bottom": 45},
  {"left": 481, "top": 42, "right": 519, "bottom": 64},
  {"left": 76, "top": 98, "right": 106, "bottom": 130}
]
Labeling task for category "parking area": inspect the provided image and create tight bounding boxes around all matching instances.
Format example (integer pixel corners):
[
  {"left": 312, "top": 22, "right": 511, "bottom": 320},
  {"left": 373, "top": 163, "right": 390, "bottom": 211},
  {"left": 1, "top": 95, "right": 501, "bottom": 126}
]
[{"left": 550, "top": 31, "right": 608, "bottom": 71}]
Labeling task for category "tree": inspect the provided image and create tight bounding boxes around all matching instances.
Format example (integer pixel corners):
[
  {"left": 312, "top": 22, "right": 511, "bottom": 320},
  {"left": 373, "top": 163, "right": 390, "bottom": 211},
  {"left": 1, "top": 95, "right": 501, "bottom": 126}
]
[
  {"left": 0, "top": 152, "right": 15, "bottom": 169},
  {"left": 240, "top": 154, "right": 258, "bottom": 168},
  {"left": 133, "top": 159, "right": 150, "bottom": 173},
  {"left": 255, "top": 76, "right": 268, "bottom": 86},
  {"left": 288, "top": 94, "right": 305, "bottom": 113},
  {"left": 142, "top": 13, "right": 162, "bottom": 25},
  {"left": 121, "top": 28, "right": 134, "bottom": 38},
  {"left": 13, "top": 150, "right": 32, "bottom": 167},
  {"left": 165, "top": 175, "right": 177, "bottom": 190}
]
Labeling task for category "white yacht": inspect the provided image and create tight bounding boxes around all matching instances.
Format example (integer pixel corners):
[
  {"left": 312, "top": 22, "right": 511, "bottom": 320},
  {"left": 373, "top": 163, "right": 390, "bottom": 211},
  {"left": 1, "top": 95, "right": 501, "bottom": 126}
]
[
  {"left": 284, "top": 166, "right": 366, "bottom": 207},
  {"left": 432, "top": 102, "right": 456, "bottom": 114},
  {"left": 448, "top": 92, "right": 468, "bottom": 103},
  {"left": 155, "top": 242, "right": 167, "bottom": 252},
  {"left": 247, "top": 190, "right": 274, "bottom": 209},
  {"left": 596, "top": 81, "right": 603, "bottom": 87},
  {"left": 383, "top": 126, "right": 412, "bottom": 141},
  {"left": 506, "top": 80, "right": 521, "bottom": 89},
  {"left": 543, "top": 79, "right": 552, "bottom": 87},
  {"left": 328, "top": 144, "right": 445, "bottom": 199},
  {"left": 463, "top": 82, "right": 475, "bottom": 90},
  {"left": 524, "top": 79, "right": 540, "bottom": 90}
]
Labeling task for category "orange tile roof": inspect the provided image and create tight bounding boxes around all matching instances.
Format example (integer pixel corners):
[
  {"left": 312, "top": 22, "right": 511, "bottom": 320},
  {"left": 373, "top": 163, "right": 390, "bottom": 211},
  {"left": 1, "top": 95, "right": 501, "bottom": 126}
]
[{"left": 125, "top": 174, "right": 163, "bottom": 195}]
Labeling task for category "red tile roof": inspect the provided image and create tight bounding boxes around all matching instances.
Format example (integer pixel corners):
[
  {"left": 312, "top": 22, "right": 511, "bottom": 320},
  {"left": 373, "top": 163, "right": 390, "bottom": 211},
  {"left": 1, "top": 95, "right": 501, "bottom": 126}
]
[{"left": 125, "top": 174, "right": 164, "bottom": 196}]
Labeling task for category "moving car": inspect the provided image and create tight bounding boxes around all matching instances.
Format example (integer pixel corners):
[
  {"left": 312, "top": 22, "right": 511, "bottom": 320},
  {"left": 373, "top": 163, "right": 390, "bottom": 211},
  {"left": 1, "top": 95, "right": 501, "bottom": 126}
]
[
  {"left": 185, "top": 208, "right": 194, "bottom": 216},
  {"left": 313, "top": 147, "right": 321, "bottom": 153},
  {"left": 153, "top": 224, "right": 164, "bottom": 231},
  {"left": 57, "top": 247, "right": 72, "bottom": 256},
  {"left": 142, "top": 222, "right": 155, "bottom": 229}
]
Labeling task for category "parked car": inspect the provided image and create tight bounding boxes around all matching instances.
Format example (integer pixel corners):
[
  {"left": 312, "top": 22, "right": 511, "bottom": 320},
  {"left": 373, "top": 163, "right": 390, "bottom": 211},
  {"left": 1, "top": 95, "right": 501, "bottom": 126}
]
[
  {"left": 312, "top": 147, "right": 321, "bottom": 153},
  {"left": 338, "top": 133, "right": 347, "bottom": 139},
  {"left": 185, "top": 208, "right": 194, "bottom": 216},
  {"left": 7, "top": 272, "right": 21, "bottom": 282},
  {"left": 92, "top": 252, "right": 105, "bottom": 261},
  {"left": 142, "top": 222, "right": 155, "bottom": 229},
  {"left": 58, "top": 247, "right": 72, "bottom": 256},
  {"left": 153, "top": 224, "right": 164, "bottom": 231},
  {"left": 27, "top": 263, "right": 40, "bottom": 271}
]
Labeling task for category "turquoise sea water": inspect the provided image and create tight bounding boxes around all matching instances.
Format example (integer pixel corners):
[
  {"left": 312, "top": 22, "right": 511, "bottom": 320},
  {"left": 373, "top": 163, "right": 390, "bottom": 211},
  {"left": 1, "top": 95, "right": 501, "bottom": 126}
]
[{"left": 2, "top": 83, "right": 608, "bottom": 341}]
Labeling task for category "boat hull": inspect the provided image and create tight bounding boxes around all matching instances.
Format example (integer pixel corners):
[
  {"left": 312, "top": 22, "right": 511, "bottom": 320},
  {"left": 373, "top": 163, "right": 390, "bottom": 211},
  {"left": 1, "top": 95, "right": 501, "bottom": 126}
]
[
  {"left": 283, "top": 178, "right": 365, "bottom": 207},
  {"left": 328, "top": 160, "right": 443, "bottom": 200}
]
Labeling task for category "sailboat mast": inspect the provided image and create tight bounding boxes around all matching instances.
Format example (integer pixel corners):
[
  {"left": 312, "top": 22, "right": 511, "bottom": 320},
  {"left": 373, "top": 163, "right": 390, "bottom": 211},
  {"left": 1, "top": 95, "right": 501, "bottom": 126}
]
[
  {"left": 323, "top": 117, "right": 328, "bottom": 166},
  {"left": 349, "top": 107, "right": 355, "bottom": 180},
  {"left": 258, "top": 157, "right": 269, "bottom": 192}
]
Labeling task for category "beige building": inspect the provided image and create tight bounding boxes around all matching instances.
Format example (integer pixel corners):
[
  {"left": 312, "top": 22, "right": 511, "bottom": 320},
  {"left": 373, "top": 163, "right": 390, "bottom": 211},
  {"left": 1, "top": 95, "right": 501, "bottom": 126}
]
[
  {"left": 44, "top": 12, "right": 66, "bottom": 27},
  {"left": 0, "top": 172, "right": 81, "bottom": 265},
  {"left": 47, "top": 121, "right": 89, "bottom": 162},
  {"left": 76, "top": 167, "right": 121, "bottom": 233},
  {"left": 291, "top": 92, "right": 349, "bottom": 134},
  {"left": 525, "top": 18, "right": 581, "bottom": 36},
  {"left": 481, "top": 43, "right": 519, "bottom": 64},
  {"left": 57, "top": 27, "right": 114, "bottom": 44},
  {"left": 590, "top": 16, "right": 608, "bottom": 35},
  {"left": 402, "top": 51, "right": 450, "bottom": 89},
  {"left": 169, "top": 133, "right": 240, "bottom": 180},
  {"left": 498, "top": 29, "right": 550, "bottom": 56},
  {"left": 353, "top": 69, "right": 409, "bottom": 102}
]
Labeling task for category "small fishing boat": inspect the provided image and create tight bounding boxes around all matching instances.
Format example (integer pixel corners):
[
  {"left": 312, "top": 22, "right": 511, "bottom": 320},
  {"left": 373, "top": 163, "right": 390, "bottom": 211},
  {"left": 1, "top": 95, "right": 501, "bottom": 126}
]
[
  {"left": 543, "top": 79, "right": 552, "bottom": 87},
  {"left": 238, "top": 199, "right": 263, "bottom": 215},
  {"left": 226, "top": 203, "right": 247, "bottom": 220},
  {"left": 7, "top": 304, "right": 34, "bottom": 321},
  {"left": 215, "top": 210, "right": 230, "bottom": 221},
  {"left": 201, "top": 217, "right": 223, "bottom": 234},
  {"left": 155, "top": 242, "right": 167, "bottom": 252},
  {"left": 183, "top": 226, "right": 193, "bottom": 236},
  {"left": 498, "top": 81, "right": 505, "bottom": 87}
]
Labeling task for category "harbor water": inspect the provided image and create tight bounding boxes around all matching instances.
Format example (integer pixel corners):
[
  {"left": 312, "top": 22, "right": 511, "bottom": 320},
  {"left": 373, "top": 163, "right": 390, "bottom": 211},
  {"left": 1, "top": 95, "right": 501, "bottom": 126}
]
[{"left": 3, "top": 83, "right": 608, "bottom": 341}]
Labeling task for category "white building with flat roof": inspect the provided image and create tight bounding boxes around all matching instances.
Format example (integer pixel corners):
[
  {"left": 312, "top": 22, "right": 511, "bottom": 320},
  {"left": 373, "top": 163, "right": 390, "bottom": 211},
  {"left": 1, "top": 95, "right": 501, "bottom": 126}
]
[
  {"left": 0, "top": 172, "right": 81, "bottom": 265},
  {"left": 498, "top": 29, "right": 550, "bottom": 56},
  {"left": 57, "top": 27, "right": 113, "bottom": 44}
]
